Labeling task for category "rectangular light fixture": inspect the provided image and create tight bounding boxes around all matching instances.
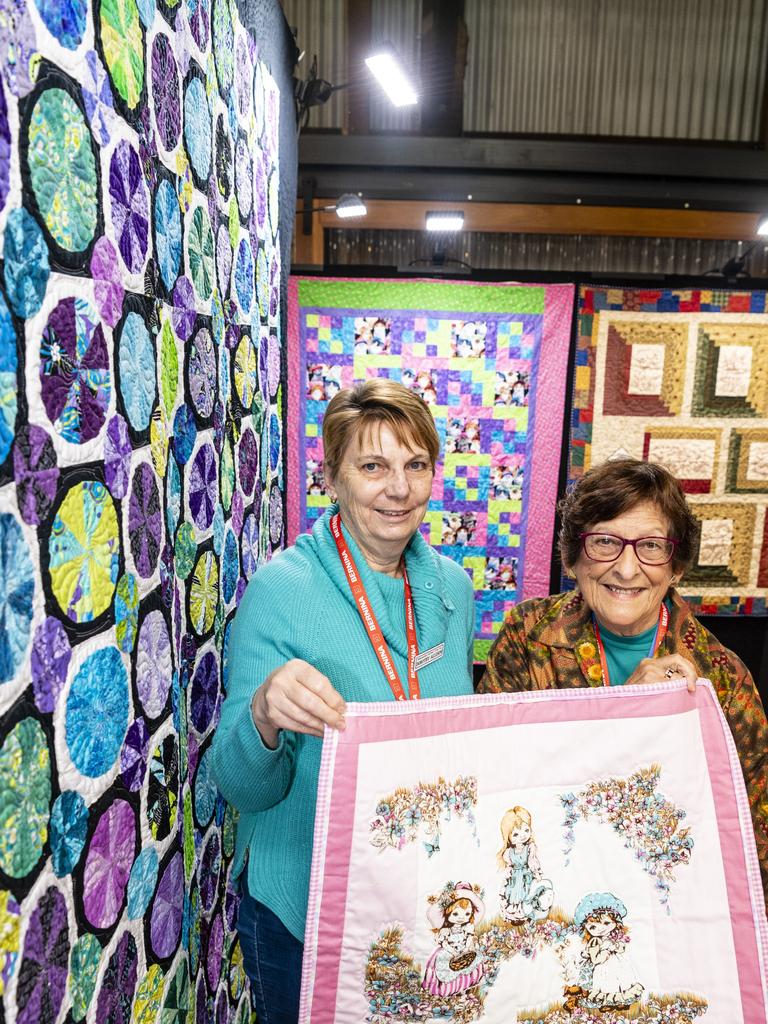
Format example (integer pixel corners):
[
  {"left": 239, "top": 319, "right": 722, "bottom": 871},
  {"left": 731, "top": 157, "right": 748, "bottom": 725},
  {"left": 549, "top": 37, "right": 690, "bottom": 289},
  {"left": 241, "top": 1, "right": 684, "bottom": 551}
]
[
  {"left": 757, "top": 215, "right": 768, "bottom": 236},
  {"left": 335, "top": 194, "right": 367, "bottom": 219},
  {"left": 365, "top": 47, "right": 418, "bottom": 107},
  {"left": 425, "top": 210, "right": 465, "bottom": 232}
]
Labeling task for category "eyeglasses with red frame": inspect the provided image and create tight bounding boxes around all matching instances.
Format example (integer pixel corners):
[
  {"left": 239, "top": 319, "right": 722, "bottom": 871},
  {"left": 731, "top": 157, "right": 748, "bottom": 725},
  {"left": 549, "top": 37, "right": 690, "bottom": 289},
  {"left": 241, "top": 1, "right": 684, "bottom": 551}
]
[{"left": 579, "top": 532, "right": 677, "bottom": 566}]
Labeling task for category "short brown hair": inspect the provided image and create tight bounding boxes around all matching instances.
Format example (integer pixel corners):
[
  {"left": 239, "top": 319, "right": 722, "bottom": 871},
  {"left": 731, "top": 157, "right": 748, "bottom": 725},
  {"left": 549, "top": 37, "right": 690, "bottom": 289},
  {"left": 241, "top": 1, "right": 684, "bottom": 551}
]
[
  {"left": 558, "top": 458, "right": 700, "bottom": 574},
  {"left": 322, "top": 379, "right": 440, "bottom": 478}
]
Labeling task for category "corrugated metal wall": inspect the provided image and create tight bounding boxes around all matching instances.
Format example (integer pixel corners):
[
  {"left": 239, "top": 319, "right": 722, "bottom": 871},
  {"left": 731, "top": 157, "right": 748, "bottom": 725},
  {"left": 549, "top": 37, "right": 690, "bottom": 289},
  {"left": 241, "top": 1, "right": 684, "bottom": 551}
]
[
  {"left": 284, "top": 1, "right": 768, "bottom": 139},
  {"left": 326, "top": 228, "right": 768, "bottom": 277},
  {"left": 463, "top": 0, "right": 768, "bottom": 140},
  {"left": 282, "top": 0, "right": 347, "bottom": 129}
]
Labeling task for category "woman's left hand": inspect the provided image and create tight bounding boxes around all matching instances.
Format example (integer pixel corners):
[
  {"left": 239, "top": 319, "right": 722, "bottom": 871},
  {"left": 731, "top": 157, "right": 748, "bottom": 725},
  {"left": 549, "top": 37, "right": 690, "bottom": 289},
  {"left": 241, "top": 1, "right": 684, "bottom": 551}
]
[{"left": 624, "top": 654, "right": 697, "bottom": 693}]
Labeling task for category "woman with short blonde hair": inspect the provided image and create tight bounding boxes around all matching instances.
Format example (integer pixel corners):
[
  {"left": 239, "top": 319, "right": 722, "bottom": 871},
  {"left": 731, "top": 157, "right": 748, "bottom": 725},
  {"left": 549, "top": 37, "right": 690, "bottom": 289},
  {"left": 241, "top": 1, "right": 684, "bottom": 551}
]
[
  {"left": 212, "top": 379, "right": 474, "bottom": 1021},
  {"left": 321, "top": 377, "right": 440, "bottom": 478}
]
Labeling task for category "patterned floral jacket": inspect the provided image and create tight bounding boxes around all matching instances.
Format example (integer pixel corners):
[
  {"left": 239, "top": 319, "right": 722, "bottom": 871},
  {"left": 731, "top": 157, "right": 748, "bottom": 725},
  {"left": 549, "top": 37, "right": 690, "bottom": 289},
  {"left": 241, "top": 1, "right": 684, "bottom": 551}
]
[{"left": 478, "top": 588, "right": 768, "bottom": 911}]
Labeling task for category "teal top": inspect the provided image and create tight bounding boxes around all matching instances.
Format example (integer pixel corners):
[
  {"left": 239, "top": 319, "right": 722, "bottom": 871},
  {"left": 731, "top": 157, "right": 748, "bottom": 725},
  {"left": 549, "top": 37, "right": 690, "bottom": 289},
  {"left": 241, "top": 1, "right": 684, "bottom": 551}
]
[
  {"left": 600, "top": 621, "right": 659, "bottom": 685},
  {"left": 210, "top": 507, "right": 475, "bottom": 941}
]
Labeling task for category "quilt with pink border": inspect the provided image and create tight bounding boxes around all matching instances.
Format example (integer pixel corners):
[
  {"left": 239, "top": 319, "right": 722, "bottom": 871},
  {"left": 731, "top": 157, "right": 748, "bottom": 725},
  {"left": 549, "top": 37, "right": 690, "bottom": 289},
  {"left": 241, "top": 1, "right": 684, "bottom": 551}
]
[
  {"left": 301, "top": 681, "right": 768, "bottom": 1024},
  {"left": 287, "top": 277, "right": 574, "bottom": 661}
]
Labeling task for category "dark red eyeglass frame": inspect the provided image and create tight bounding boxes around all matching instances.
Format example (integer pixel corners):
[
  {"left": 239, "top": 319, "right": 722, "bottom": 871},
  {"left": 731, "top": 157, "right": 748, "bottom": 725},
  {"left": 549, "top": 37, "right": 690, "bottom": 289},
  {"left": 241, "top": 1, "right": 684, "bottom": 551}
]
[{"left": 578, "top": 532, "right": 678, "bottom": 565}]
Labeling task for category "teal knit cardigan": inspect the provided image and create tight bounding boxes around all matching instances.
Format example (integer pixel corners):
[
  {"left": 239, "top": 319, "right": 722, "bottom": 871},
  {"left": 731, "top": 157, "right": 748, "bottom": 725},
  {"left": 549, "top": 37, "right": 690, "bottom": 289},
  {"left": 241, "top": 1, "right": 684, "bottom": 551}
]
[{"left": 210, "top": 507, "right": 475, "bottom": 941}]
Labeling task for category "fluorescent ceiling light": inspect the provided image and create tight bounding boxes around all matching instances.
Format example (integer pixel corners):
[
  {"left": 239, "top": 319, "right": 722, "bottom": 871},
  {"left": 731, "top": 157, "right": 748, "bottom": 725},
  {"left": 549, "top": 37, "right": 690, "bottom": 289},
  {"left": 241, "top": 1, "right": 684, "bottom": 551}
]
[
  {"left": 365, "top": 47, "right": 418, "bottom": 107},
  {"left": 757, "top": 215, "right": 768, "bottom": 236},
  {"left": 425, "top": 211, "right": 465, "bottom": 232},
  {"left": 335, "top": 193, "right": 367, "bottom": 219}
]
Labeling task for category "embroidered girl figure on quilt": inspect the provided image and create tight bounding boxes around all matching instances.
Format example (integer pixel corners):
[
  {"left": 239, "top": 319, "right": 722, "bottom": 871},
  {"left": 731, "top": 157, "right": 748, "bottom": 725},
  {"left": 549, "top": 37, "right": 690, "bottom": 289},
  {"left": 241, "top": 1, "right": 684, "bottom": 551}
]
[
  {"left": 497, "top": 806, "right": 554, "bottom": 924},
  {"left": 423, "top": 881, "right": 487, "bottom": 997},
  {"left": 565, "top": 891, "right": 644, "bottom": 1011}
]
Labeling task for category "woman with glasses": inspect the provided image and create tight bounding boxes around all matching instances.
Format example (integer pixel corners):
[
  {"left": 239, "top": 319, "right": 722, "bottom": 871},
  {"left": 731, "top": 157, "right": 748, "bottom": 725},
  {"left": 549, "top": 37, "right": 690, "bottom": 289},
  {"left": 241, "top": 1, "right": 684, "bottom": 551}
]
[{"left": 479, "top": 458, "right": 767, "bottom": 911}]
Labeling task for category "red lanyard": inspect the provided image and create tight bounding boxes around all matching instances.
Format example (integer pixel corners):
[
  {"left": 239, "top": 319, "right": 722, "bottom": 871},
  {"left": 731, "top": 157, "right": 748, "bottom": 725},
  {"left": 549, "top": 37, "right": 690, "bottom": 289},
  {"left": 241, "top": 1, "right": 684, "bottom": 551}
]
[
  {"left": 593, "top": 603, "right": 669, "bottom": 687},
  {"left": 330, "top": 513, "right": 420, "bottom": 701}
]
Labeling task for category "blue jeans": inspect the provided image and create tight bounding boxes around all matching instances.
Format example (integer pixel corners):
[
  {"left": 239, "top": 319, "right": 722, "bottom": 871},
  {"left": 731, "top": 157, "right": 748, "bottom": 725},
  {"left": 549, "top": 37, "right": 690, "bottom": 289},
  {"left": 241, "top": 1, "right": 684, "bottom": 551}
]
[{"left": 237, "top": 890, "right": 304, "bottom": 1023}]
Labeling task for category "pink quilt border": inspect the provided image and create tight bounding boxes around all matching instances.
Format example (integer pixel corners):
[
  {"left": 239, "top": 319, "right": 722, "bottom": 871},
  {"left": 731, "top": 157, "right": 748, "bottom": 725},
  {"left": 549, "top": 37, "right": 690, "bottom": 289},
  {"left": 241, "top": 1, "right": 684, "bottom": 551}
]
[
  {"left": 300, "top": 680, "right": 768, "bottom": 1022},
  {"left": 521, "top": 283, "right": 573, "bottom": 599},
  {"left": 287, "top": 275, "right": 302, "bottom": 545}
]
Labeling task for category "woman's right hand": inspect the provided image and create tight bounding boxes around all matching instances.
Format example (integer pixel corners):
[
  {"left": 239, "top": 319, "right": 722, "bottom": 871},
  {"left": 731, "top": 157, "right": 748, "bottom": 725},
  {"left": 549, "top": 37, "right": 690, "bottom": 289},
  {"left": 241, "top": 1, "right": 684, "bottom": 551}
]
[
  {"left": 625, "top": 654, "right": 697, "bottom": 693},
  {"left": 250, "top": 659, "right": 347, "bottom": 748}
]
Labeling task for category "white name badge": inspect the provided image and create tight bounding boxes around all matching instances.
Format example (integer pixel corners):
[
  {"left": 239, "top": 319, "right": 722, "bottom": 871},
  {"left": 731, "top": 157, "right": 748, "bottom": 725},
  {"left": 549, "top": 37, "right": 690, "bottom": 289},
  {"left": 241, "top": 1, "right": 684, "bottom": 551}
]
[{"left": 412, "top": 643, "right": 445, "bottom": 674}]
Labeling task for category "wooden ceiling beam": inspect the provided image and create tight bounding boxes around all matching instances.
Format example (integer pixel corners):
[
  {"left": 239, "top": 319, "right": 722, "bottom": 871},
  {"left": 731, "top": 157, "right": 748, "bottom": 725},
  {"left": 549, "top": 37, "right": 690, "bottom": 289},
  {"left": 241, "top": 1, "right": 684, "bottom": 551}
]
[{"left": 304, "top": 199, "right": 765, "bottom": 240}]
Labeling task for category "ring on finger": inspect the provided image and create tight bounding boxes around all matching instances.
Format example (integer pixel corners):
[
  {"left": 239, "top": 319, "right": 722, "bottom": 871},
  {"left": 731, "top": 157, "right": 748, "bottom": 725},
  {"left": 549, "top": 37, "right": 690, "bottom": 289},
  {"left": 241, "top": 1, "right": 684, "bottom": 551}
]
[{"left": 664, "top": 666, "right": 679, "bottom": 678}]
